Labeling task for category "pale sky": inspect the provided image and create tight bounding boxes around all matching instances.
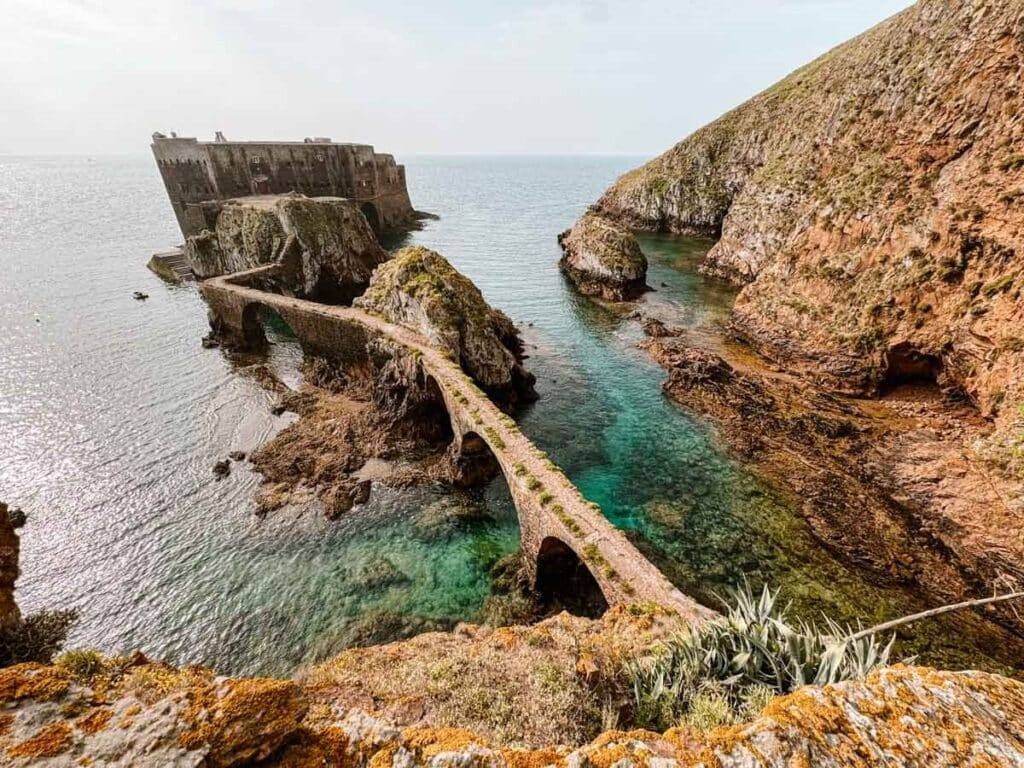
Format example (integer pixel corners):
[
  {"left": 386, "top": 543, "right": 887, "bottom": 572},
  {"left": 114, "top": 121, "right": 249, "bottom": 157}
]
[{"left": 0, "top": 0, "right": 912, "bottom": 156}]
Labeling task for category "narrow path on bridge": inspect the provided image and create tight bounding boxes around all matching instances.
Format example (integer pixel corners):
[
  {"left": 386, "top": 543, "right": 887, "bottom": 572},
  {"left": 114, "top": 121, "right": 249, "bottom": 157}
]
[{"left": 205, "top": 271, "right": 716, "bottom": 625}]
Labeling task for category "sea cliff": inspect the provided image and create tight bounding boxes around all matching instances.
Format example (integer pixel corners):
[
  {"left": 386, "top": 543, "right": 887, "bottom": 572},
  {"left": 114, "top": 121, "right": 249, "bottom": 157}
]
[{"left": 586, "top": 0, "right": 1024, "bottom": 632}]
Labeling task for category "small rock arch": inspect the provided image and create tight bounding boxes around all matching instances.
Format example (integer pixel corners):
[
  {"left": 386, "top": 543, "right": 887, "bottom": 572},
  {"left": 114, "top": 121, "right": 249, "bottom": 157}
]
[
  {"left": 447, "top": 430, "right": 501, "bottom": 488},
  {"left": 535, "top": 536, "right": 608, "bottom": 618}
]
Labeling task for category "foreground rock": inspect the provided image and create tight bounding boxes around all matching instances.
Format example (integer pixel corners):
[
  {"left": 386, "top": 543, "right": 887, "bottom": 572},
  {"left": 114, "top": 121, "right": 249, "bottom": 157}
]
[
  {"left": 0, "top": 502, "right": 22, "bottom": 629},
  {"left": 3, "top": 650, "right": 1023, "bottom": 766},
  {"left": 355, "top": 246, "right": 537, "bottom": 409},
  {"left": 557, "top": 211, "right": 648, "bottom": 301},
  {"left": 185, "top": 194, "right": 388, "bottom": 303}
]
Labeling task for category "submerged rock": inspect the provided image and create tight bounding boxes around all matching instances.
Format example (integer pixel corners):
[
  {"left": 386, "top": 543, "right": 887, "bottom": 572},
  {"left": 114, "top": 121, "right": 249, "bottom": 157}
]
[
  {"left": 557, "top": 211, "right": 648, "bottom": 301},
  {"left": 411, "top": 497, "right": 491, "bottom": 542},
  {"left": 355, "top": 246, "right": 537, "bottom": 408},
  {"left": 185, "top": 194, "right": 389, "bottom": 303}
]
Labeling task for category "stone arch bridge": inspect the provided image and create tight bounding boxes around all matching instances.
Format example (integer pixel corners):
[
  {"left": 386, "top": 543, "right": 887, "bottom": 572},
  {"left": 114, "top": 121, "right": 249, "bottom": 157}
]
[{"left": 201, "top": 267, "right": 715, "bottom": 625}]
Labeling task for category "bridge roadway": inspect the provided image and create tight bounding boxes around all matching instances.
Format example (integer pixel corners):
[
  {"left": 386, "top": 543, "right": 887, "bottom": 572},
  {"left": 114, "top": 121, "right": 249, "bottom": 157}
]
[{"left": 202, "top": 267, "right": 715, "bottom": 625}]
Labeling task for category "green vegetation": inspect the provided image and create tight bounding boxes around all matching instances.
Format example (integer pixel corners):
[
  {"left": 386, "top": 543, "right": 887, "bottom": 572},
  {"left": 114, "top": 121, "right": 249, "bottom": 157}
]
[
  {"left": 625, "top": 584, "right": 893, "bottom": 731},
  {"left": 538, "top": 492, "right": 554, "bottom": 507},
  {"left": 514, "top": 463, "right": 527, "bottom": 477},
  {"left": 56, "top": 649, "right": 107, "bottom": 681},
  {"left": 582, "top": 544, "right": 619, "bottom": 581},
  {"left": 526, "top": 476, "right": 543, "bottom": 492},
  {"left": 0, "top": 609, "right": 77, "bottom": 667},
  {"left": 1000, "top": 154, "right": 1024, "bottom": 172},
  {"left": 483, "top": 427, "right": 506, "bottom": 451},
  {"left": 552, "top": 505, "right": 585, "bottom": 537},
  {"left": 983, "top": 273, "right": 1016, "bottom": 297}
]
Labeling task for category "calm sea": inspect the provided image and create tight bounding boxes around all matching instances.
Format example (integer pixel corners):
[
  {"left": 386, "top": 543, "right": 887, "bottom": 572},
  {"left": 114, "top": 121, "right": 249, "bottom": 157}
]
[{"left": 1, "top": 155, "right": 1019, "bottom": 675}]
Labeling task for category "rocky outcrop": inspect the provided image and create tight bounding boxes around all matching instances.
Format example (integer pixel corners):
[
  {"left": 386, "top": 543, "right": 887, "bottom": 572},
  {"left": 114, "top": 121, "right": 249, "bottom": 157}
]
[
  {"left": 557, "top": 212, "right": 648, "bottom": 301},
  {"left": 3, "top": 653, "right": 1023, "bottom": 766},
  {"left": 355, "top": 246, "right": 537, "bottom": 408},
  {"left": 248, "top": 356, "right": 465, "bottom": 519},
  {"left": 595, "top": 0, "right": 1024, "bottom": 457},
  {"left": 185, "top": 194, "right": 388, "bottom": 303},
  {"left": 0, "top": 502, "right": 22, "bottom": 630}
]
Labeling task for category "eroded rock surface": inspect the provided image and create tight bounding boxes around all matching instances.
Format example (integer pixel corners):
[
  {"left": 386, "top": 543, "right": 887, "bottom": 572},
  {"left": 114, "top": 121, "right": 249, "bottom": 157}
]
[
  {"left": 558, "top": 211, "right": 648, "bottom": 301},
  {"left": 3, "top": 653, "right": 1023, "bottom": 767},
  {"left": 355, "top": 246, "right": 537, "bottom": 408},
  {"left": 185, "top": 194, "right": 388, "bottom": 303}
]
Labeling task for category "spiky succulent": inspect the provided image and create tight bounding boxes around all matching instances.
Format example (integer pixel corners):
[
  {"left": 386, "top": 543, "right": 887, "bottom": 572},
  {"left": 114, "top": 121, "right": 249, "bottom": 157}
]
[{"left": 625, "top": 583, "right": 895, "bottom": 731}]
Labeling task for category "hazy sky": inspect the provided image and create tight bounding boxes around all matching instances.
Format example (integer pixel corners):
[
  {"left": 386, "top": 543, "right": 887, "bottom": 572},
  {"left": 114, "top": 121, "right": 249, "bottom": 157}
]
[{"left": 1, "top": 0, "right": 911, "bottom": 156}]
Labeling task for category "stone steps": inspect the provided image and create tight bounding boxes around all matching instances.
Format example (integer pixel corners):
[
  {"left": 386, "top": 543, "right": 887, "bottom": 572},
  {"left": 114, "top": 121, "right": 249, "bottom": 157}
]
[{"left": 147, "top": 248, "right": 194, "bottom": 283}]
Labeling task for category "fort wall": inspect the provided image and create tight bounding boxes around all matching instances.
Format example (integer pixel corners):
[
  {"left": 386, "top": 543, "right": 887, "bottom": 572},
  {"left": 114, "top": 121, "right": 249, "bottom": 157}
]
[{"left": 151, "top": 135, "right": 415, "bottom": 237}]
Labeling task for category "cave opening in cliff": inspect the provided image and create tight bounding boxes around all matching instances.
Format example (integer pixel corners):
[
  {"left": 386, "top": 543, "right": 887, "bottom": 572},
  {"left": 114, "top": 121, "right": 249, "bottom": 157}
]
[
  {"left": 535, "top": 537, "right": 608, "bottom": 618},
  {"left": 880, "top": 342, "right": 943, "bottom": 396},
  {"left": 360, "top": 202, "right": 382, "bottom": 237}
]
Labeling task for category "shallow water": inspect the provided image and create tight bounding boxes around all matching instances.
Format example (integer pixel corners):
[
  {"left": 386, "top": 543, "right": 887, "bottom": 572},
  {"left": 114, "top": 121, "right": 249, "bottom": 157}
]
[{"left": 1, "top": 155, "right": 1019, "bottom": 676}]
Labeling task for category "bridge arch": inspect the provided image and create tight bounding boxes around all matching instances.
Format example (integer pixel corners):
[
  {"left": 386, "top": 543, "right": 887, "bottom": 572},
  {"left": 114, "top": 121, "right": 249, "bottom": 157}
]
[
  {"left": 239, "top": 300, "right": 286, "bottom": 349},
  {"left": 535, "top": 536, "right": 608, "bottom": 617}
]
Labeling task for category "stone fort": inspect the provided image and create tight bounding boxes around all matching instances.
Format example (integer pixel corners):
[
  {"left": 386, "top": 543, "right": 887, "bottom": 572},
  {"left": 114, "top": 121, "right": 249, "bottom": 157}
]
[{"left": 151, "top": 133, "right": 416, "bottom": 238}]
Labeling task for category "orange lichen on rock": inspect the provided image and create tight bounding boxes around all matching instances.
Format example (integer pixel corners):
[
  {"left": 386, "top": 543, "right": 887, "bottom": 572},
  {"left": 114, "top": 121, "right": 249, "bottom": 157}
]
[
  {"left": 75, "top": 707, "right": 113, "bottom": 736},
  {"left": 0, "top": 663, "right": 71, "bottom": 702},
  {"left": 7, "top": 721, "right": 74, "bottom": 759},
  {"left": 179, "top": 677, "right": 307, "bottom": 767},
  {"left": 401, "top": 726, "right": 487, "bottom": 758}
]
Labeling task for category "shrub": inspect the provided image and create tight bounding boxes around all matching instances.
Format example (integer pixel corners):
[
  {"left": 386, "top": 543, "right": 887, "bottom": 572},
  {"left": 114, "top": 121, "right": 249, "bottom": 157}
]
[
  {"left": 56, "top": 649, "right": 107, "bottom": 680},
  {"left": 624, "top": 584, "right": 894, "bottom": 731},
  {"left": 0, "top": 609, "right": 78, "bottom": 667}
]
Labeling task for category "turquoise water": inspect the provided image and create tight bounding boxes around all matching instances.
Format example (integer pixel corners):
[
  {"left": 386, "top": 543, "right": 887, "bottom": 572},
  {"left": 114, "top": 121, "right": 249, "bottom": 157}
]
[{"left": 1, "top": 155, "right": 1020, "bottom": 676}]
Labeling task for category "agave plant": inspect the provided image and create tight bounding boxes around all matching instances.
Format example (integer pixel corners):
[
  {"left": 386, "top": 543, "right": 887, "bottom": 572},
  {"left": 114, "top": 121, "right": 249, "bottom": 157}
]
[{"left": 625, "top": 583, "right": 895, "bottom": 731}]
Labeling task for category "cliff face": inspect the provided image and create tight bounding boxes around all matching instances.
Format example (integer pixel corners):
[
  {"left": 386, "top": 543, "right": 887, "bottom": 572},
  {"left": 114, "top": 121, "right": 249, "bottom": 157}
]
[
  {"left": 185, "top": 195, "right": 389, "bottom": 304},
  {"left": 596, "top": 0, "right": 1024, "bottom": 474}
]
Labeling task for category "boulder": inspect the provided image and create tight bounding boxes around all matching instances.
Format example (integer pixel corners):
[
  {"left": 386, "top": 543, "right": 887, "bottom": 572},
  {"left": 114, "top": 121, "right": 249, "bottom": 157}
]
[
  {"left": 184, "top": 194, "right": 389, "bottom": 303},
  {"left": 557, "top": 211, "right": 648, "bottom": 301},
  {"left": 355, "top": 246, "right": 537, "bottom": 408}
]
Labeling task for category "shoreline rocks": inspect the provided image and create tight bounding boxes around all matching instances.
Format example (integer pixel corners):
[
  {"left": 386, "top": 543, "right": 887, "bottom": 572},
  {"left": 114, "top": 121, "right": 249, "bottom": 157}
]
[
  {"left": 588, "top": 0, "right": 1024, "bottom": 637},
  {"left": 557, "top": 211, "right": 648, "bottom": 301},
  {"left": 641, "top": 335, "right": 1024, "bottom": 646}
]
